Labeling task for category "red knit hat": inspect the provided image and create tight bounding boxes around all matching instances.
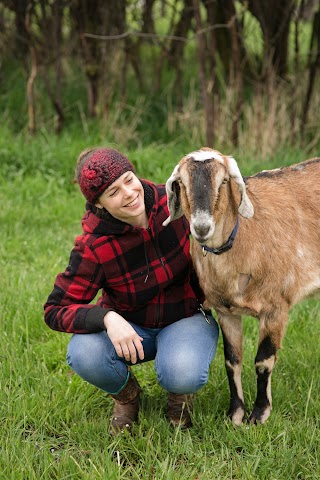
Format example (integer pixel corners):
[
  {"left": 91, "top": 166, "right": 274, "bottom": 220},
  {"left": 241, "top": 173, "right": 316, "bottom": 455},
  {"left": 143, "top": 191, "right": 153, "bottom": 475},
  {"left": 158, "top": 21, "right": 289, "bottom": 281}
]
[{"left": 78, "top": 148, "right": 135, "bottom": 204}]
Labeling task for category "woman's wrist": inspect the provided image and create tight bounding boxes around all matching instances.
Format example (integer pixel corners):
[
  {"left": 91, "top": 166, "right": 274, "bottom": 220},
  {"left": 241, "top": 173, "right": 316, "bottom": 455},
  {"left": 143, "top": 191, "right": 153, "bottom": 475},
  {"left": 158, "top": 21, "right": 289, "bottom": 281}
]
[{"left": 103, "top": 310, "right": 115, "bottom": 329}]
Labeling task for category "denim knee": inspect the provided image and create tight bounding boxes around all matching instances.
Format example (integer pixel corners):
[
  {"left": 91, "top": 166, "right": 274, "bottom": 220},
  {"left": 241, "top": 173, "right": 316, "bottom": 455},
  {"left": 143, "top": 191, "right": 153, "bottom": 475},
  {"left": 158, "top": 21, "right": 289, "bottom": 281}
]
[
  {"left": 156, "top": 352, "right": 211, "bottom": 394},
  {"left": 67, "top": 332, "right": 108, "bottom": 374},
  {"left": 155, "top": 313, "right": 219, "bottom": 394},
  {"left": 66, "top": 332, "right": 128, "bottom": 393}
]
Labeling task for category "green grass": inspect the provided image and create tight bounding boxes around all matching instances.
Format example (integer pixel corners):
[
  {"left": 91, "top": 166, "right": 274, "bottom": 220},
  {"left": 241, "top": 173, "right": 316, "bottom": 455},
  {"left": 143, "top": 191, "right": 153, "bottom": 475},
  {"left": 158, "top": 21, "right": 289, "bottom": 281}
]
[{"left": 1, "top": 137, "right": 320, "bottom": 479}]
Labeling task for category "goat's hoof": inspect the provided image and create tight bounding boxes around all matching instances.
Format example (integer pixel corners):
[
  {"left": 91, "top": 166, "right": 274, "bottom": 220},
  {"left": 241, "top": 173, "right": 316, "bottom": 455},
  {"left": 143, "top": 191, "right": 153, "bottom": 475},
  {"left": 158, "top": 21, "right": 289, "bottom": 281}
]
[
  {"left": 248, "top": 405, "right": 271, "bottom": 425},
  {"left": 228, "top": 407, "right": 245, "bottom": 426}
]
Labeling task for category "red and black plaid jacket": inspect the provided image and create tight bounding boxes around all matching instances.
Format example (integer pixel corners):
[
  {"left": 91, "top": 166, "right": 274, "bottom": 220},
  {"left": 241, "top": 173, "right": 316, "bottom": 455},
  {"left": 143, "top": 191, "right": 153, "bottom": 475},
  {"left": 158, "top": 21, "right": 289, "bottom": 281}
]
[{"left": 44, "top": 180, "right": 205, "bottom": 333}]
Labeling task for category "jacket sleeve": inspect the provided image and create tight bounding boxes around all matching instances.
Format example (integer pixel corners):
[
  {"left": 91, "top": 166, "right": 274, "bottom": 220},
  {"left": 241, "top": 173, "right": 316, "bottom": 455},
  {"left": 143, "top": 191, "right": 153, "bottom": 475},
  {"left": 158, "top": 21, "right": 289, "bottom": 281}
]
[{"left": 44, "top": 238, "right": 111, "bottom": 333}]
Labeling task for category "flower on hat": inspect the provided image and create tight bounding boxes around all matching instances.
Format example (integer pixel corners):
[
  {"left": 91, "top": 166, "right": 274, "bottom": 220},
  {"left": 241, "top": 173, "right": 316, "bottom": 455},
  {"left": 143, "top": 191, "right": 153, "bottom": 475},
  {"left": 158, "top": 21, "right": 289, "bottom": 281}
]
[
  {"left": 82, "top": 166, "right": 105, "bottom": 187},
  {"left": 83, "top": 167, "right": 97, "bottom": 180}
]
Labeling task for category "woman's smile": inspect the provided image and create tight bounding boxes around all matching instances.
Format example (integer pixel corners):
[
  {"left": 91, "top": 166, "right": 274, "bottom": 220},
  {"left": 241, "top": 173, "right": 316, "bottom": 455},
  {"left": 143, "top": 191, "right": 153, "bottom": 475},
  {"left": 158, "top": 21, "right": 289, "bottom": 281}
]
[{"left": 124, "top": 194, "right": 140, "bottom": 208}]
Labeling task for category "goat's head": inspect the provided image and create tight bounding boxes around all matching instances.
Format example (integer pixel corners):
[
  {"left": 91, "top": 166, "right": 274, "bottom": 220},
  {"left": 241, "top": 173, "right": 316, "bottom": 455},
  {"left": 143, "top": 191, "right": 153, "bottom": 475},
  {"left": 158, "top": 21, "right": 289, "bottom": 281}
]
[{"left": 163, "top": 147, "right": 254, "bottom": 243}]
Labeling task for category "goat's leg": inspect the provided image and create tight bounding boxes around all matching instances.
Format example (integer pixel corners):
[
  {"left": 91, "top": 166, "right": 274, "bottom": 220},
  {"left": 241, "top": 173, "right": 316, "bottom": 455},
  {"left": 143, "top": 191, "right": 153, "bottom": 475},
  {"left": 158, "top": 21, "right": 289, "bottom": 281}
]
[
  {"left": 249, "top": 310, "right": 288, "bottom": 424},
  {"left": 219, "top": 314, "right": 244, "bottom": 425}
]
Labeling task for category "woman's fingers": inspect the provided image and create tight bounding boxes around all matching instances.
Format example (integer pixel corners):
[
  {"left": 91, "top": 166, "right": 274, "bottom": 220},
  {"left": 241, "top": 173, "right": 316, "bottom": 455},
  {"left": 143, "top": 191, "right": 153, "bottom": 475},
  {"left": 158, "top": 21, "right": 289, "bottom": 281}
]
[
  {"left": 117, "top": 336, "right": 144, "bottom": 364},
  {"left": 127, "top": 340, "right": 138, "bottom": 364},
  {"left": 105, "top": 312, "right": 145, "bottom": 363},
  {"left": 120, "top": 342, "right": 131, "bottom": 362},
  {"left": 134, "top": 337, "right": 145, "bottom": 361},
  {"left": 115, "top": 343, "right": 124, "bottom": 359}
]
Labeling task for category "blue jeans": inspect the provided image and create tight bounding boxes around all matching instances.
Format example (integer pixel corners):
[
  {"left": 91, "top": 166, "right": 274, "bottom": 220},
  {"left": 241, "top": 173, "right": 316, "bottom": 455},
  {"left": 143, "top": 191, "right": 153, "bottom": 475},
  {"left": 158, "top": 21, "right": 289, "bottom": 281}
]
[{"left": 67, "top": 312, "right": 219, "bottom": 395}]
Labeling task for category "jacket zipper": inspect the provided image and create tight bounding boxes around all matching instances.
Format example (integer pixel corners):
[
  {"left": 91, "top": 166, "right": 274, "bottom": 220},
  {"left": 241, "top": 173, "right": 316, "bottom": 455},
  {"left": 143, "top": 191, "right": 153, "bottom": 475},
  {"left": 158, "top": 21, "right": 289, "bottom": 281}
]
[
  {"left": 146, "top": 227, "right": 169, "bottom": 327},
  {"left": 148, "top": 227, "right": 170, "bottom": 280},
  {"left": 155, "top": 290, "right": 164, "bottom": 327}
]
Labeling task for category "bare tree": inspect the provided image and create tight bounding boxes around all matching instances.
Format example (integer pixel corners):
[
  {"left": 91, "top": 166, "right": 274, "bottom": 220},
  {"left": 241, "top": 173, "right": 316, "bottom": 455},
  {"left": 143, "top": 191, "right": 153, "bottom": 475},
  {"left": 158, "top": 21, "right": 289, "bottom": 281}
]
[
  {"left": 70, "top": 0, "right": 103, "bottom": 118},
  {"left": 193, "top": 0, "right": 215, "bottom": 146},
  {"left": 38, "top": 0, "right": 65, "bottom": 133},
  {"left": 25, "top": 2, "right": 37, "bottom": 134},
  {"left": 167, "top": 0, "right": 194, "bottom": 106},
  {"left": 0, "top": 0, "right": 29, "bottom": 59},
  {"left": 203, "top": 0, "right": 246, "bottom": 145},
  {"left": 121, "top": 0, "right": 157, "bottom": 97},
  {"left": 247, "top": 0, "right": 296, "bottom": 77},
  {"left": 5, "top": 0, "right": 66, "bottom": 133},
  {"left": 301, "top": 1, "right": 320, "bottom": 135},
  {"left": 70, "top": 0, "right": 126, "bottom": 119}
]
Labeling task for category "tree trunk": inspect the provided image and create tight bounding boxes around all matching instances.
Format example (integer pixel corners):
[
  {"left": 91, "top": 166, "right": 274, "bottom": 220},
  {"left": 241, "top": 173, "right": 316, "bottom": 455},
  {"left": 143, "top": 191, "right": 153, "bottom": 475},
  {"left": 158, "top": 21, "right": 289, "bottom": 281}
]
[
  {"left": 301, "top": 4, "right": 320, "bottom": 135},
  {"left": 26, "top": 44, "right": 37, "bottom": 134},
  {"left": 247, "top": 0, "right": 296, "bottom": 77},
  {"left": 226, "top": 0, "right": 244, "bottom": 146},
  {"left": 39, "top": 0, "right": 65, "bottom": 133},
  {"left": 202, "top": 0, "right": 245, "bottom": 145},
  {"left": 167, "top": 0, "right": 194, "bottom": 107},
  {"left": 71, "top": 0, "right": 103, "bottom": 117},
  {"left": 193, "top": 0, "right": 215, "bottom": 146},
  {"left": 25, "top": 3, "right": 37, "bottom": 134},
  {"left": 12, "top": 0, "right": 29, "bottom": 60},
  {"left": 71, "top": 0, "right": 126, "bottom": 119}
]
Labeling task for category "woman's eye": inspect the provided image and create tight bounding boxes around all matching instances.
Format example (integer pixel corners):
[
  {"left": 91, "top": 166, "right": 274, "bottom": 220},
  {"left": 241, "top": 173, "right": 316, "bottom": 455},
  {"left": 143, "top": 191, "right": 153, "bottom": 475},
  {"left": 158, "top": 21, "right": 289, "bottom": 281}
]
[
  {"left": 109, "top": 189, "right": 118, "bottom": 197},
  {"left": 126, "top": 177, "right": 133, "bottom": 184}
]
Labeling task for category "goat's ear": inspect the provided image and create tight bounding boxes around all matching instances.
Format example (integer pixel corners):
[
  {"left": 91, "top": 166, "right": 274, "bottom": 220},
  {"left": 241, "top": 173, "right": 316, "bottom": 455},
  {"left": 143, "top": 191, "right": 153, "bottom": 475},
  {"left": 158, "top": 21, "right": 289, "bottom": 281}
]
[
  {"left": 162, "top": 164, "right": 183, "bottom": 226},
  {"left": 226, "top": 156, "right": 254, "bottom": 219}
]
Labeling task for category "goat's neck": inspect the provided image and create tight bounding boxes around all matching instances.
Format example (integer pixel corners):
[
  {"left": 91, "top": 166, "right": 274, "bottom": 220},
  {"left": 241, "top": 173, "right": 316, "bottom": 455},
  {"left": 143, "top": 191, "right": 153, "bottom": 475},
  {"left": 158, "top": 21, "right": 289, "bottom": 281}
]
[{"left": 210, "top": 181, "right": 239, "bottom": 248}]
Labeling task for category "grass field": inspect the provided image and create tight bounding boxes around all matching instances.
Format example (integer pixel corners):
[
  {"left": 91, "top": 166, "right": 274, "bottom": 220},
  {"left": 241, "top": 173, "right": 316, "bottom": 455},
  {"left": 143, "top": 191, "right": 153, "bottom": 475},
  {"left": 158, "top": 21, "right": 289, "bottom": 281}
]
[{"left": 1, "top": 139, "right": 320, "bottom": 479}]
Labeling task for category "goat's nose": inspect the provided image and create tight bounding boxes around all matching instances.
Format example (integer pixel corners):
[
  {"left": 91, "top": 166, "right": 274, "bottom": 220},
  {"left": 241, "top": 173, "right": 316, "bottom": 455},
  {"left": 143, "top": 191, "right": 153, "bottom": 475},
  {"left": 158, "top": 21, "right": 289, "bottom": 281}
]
[{"left": 194, "top": 224, "right": 210, "bottom": 238}]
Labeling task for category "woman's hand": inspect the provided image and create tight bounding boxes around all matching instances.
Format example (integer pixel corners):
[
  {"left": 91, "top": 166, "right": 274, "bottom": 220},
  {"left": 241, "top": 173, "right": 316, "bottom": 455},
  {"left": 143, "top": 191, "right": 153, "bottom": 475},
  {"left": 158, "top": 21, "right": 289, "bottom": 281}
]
[{"left": 103, "top": 311, "right": 144, "bottom": 364}]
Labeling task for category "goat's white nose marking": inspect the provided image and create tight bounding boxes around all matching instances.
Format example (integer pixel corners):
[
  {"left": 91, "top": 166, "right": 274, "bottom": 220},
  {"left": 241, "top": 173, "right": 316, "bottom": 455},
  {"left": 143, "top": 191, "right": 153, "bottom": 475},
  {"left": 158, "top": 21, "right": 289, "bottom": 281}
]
[{"left": 191, "top": 210, "right": 215, "bottom": 241}]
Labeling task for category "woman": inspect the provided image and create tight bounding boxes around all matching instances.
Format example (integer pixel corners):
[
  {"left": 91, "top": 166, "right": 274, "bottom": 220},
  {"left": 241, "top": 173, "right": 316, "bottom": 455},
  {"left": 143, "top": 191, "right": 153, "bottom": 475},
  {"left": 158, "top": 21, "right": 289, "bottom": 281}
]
[{"left": 44, "top": 147, "right": 219, "bottom": 434}]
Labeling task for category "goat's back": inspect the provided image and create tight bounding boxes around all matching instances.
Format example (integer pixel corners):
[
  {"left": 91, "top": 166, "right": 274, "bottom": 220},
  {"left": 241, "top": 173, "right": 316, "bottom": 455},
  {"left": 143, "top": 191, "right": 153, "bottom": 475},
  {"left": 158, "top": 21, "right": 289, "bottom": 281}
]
[{"left": 246, "top": 157, "right": 320, "bottom": 206}]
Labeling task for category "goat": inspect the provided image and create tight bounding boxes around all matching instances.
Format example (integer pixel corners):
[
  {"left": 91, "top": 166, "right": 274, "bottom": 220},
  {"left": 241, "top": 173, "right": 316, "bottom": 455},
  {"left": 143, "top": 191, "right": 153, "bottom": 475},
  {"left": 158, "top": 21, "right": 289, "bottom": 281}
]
[{"left": 163, "top": 147, "right": 320, "bottom": 425}]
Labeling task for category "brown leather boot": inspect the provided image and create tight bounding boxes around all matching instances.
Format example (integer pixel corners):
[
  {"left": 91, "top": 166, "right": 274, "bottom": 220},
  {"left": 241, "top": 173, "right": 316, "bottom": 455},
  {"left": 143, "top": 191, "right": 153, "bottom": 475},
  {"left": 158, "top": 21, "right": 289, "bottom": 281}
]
[
  {"left": 166, "top": 393, "right": 194, "bottom": 429},
  {"left": 109, "top": 373, "right": 141, "bottom": 435}
]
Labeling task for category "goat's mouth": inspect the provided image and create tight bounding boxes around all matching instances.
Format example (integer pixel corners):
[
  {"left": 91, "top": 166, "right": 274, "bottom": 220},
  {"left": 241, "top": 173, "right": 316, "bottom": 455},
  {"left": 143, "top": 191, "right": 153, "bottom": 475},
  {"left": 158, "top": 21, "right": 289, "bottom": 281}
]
[{"left": 192, "top": 232, "right": 212, "bottom": 244}]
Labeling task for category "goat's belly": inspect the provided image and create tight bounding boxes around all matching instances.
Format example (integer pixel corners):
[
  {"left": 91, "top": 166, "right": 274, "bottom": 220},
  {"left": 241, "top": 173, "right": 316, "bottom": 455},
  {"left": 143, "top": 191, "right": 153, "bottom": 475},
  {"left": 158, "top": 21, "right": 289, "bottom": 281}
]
[
  {"left": 290, "top": 276, "right": 320, "bottom": 304},
  {"left": 297, "top": 282, "right": 320, "bottom": 302},
  {"left": 206, "top": 289, "right": 262, "bottom": 318},
  {"left": 217, "top": 302, "right": 261, "bottom": 318},
  {"left": 230, "top": 304, "right": 260, "bottom": 317}
]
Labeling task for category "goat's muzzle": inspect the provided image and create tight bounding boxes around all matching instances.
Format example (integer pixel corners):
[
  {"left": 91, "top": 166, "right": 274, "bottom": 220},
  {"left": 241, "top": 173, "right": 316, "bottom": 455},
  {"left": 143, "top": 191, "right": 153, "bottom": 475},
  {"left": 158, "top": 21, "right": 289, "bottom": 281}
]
[
  {"left": 192, "top": 225, "right": 211, "bottom": 243},
  {"left": 190, "top": 211, "right": 215, "bottom": 243}
]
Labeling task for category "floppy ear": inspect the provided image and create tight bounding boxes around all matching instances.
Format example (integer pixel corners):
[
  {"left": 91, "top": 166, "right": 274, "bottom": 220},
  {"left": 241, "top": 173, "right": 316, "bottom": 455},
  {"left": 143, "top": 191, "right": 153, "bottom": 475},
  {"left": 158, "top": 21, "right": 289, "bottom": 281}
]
[
  {"left": 162, "top": 164, "right": 184, "bottom": 226},
  {"left": 227, "top": 156, "right": 254, "bottom": 219}
]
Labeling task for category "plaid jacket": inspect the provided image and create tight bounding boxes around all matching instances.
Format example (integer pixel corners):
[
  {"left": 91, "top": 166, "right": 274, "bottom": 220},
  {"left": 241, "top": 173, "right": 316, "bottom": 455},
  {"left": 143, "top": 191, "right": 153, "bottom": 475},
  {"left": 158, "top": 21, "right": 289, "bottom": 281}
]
[{"left": 44, "top": 180, "right": 205, "bottom": 333}]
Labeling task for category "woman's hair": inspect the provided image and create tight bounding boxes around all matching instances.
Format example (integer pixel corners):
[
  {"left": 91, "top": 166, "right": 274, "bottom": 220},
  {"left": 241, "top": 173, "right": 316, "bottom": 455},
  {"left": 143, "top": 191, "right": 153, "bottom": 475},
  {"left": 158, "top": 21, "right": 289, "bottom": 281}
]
[{"left": 74, "top": 147, "right": 99, "bottom": 184}]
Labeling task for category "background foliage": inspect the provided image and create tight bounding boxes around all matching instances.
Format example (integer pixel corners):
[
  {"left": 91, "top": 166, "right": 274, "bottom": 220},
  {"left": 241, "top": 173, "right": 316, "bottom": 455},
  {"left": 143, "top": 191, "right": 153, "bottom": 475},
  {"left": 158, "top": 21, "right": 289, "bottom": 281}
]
[{"left": 1, "top": 0, "right": 320, "bottom": 157}]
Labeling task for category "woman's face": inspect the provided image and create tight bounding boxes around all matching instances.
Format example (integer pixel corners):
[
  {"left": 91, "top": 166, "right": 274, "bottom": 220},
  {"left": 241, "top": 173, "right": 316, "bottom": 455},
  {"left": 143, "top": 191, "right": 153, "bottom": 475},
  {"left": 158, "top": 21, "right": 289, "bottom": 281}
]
[{"left": 95, "top": 172, "right": 147, "bottom": 227}]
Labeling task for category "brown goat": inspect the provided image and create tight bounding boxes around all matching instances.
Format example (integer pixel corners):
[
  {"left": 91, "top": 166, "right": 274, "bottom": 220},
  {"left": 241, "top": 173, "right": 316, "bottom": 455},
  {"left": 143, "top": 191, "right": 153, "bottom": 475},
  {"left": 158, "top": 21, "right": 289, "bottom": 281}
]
[{"left": 163, "top": 147, "right": 320, "bottom": 425}]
